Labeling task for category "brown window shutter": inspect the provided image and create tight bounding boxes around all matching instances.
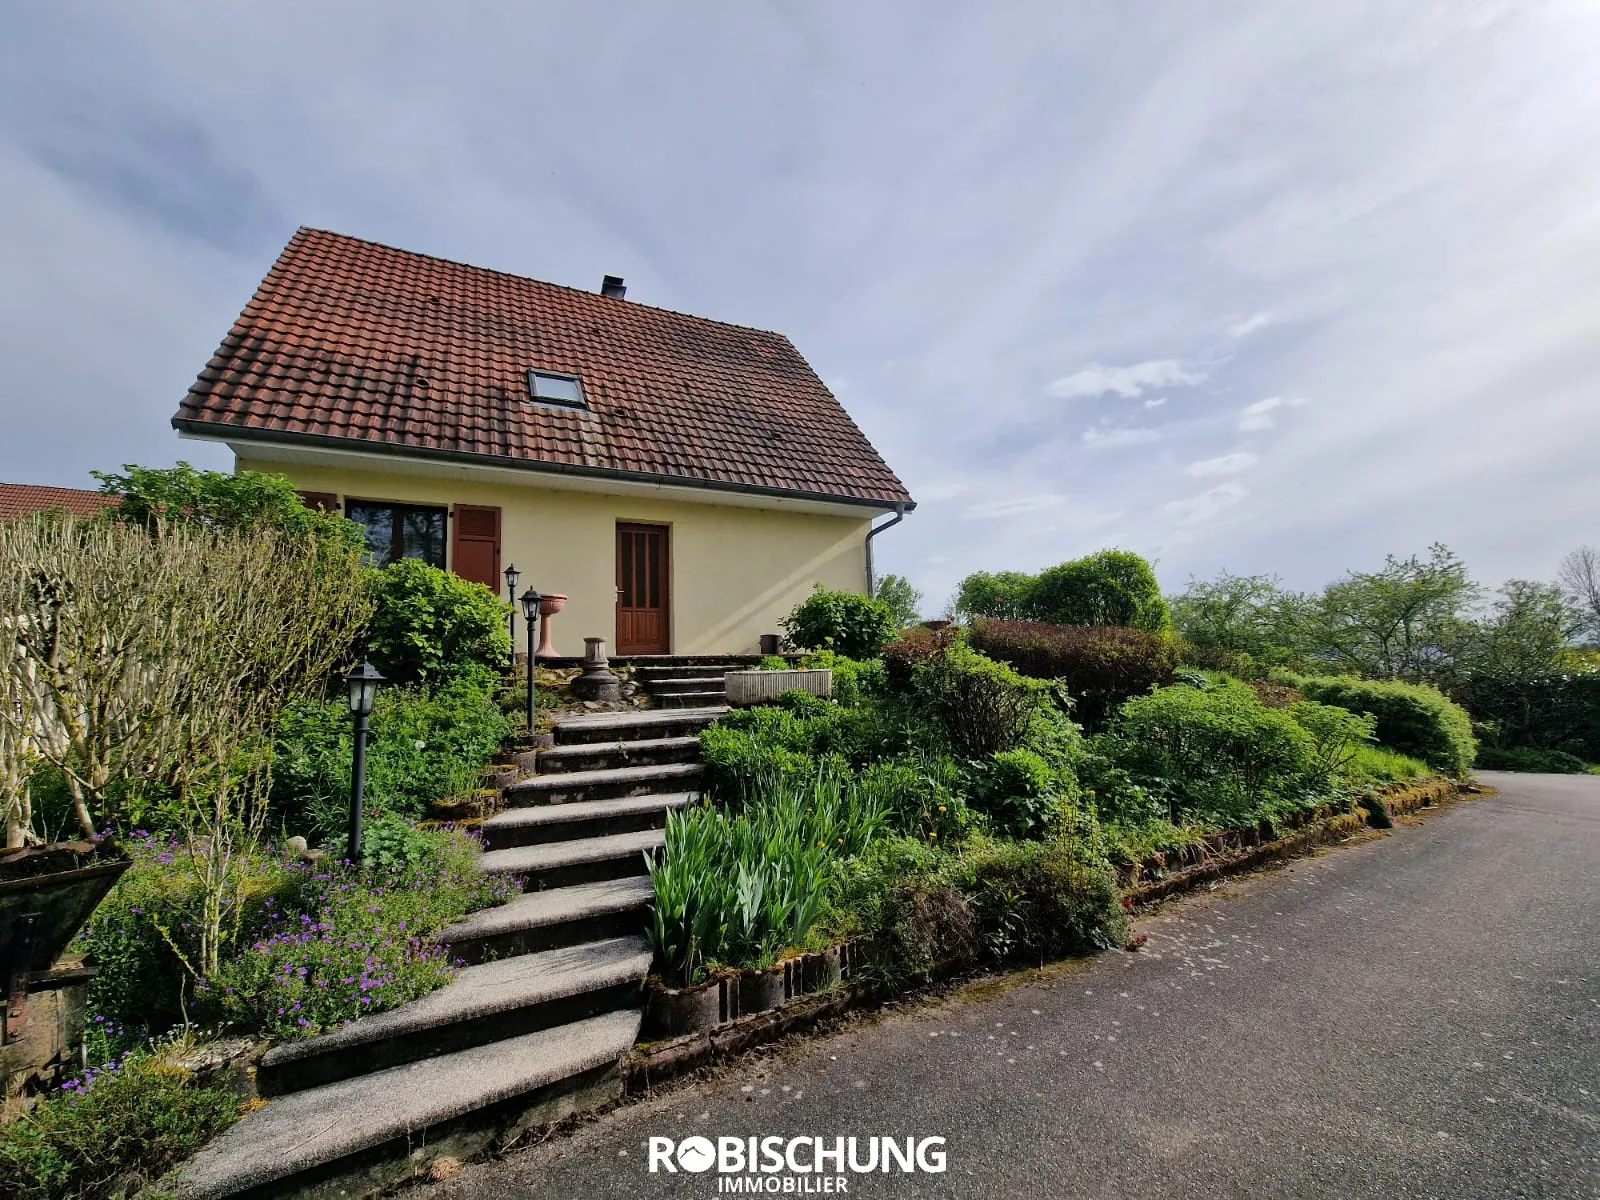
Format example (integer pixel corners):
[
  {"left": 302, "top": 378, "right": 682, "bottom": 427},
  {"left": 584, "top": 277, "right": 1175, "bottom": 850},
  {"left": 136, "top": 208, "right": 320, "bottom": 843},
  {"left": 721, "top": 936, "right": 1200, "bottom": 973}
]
[
  {"left": 298, "top": 490, "right": 340, "bottom": 513},
  {"left": 451, "top": 504, "right": 501, "bottom": 590}
]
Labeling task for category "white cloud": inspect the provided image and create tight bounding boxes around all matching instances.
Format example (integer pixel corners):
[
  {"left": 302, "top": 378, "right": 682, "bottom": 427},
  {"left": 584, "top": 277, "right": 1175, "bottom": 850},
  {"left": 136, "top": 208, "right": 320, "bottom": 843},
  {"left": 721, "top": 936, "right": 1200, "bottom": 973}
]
[
  {"left": 915, "top": 481, "right": 971, "bottom": 502},
  {"left": 963, "top": 493, "right": 1067, "bottom": 520},
  {"left": 1082, "top": 424, "right": 1162, "bottom": 449},
  {"left": 1045, "top": 359, "right": 1205, "bottom": 400},
  {"left": 1225, "top": 311, "right": 1273, "bottom": 339},
  {"left": 1142, "top": 397, "right": 1168, "bottom": 409},
  {"left": 1162, "top": 481, "right": 1249, "bottom": 525},
  {"left": 1237, "top": 396, "right": 1309, "bottom": 432},
  {"left": 1184, "top": 451, "right": 1259, "bottom": 477}
]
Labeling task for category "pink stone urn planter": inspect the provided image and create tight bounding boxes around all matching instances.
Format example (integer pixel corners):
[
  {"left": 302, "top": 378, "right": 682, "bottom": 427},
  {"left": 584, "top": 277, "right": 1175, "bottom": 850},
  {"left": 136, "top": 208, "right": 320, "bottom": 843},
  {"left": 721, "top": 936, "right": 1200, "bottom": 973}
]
[{"left": 535, "top": 594, "right": 567, "bottom": 659}]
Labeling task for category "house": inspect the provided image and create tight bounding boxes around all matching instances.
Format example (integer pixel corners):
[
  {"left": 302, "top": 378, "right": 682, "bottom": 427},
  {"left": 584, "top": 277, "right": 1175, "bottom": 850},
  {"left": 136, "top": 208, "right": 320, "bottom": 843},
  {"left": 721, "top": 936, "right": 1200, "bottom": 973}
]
[
  {"left": 172, "top": 229, "right": 913, "bottom": 656},
  {"left": 0, "top": 483, "right": 116, "bottom": 522}
]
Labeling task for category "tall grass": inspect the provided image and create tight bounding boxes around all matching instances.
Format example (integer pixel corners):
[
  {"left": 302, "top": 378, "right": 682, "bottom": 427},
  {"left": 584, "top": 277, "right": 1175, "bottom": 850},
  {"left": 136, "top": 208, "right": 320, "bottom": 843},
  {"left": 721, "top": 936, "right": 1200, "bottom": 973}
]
[{"left": 646, "top": 762, "right": 888, "bottom": 986}]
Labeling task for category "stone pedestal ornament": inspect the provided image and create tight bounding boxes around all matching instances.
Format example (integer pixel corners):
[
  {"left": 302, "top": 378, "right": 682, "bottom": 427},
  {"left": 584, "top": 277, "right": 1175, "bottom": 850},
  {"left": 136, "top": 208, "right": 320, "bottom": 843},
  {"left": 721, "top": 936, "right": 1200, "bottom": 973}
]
[{"left": 571, "top": 636, "right": 622, "bottom": 702}]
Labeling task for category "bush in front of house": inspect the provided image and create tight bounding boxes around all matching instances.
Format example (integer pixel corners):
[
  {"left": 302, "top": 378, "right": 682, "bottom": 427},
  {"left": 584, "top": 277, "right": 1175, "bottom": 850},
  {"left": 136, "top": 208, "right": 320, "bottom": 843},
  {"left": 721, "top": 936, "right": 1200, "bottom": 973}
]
[
  {"left": 272, "top": 675, "right": 510, "bottom": 841},
  {"left": 798, "top": 649, "right": 888, "bottom": 707},
  {"left": 781, "top": 584, "right": 898, "bottom": 660},
  {"left": 366, "top": 558, "right": 512, "bottom": 687},
  {"left": 910, "top": 641, "right": 1054, "bottom": 758},
  {"left": 0, "top": 1045, "right": 242, "bottom": 1200},
  {"left": 967, "top": 619, "right": 1177, "bottom": 730},
  {"left": 1295, "top": 675, "right": 1476, "bottom": 772},
  {"left": 881, "top": 625, "right": 956, "bottom": 691}
]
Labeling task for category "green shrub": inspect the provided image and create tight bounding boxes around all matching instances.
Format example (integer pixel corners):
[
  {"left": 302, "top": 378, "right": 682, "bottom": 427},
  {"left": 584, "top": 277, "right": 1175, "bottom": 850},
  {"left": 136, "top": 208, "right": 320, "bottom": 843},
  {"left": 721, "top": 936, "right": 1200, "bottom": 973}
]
[
  {"left": 1453, "top": 671, "right": 1600, "bottom": 762},
  {"left": 200, "top": 829, "right": 513, "bottom": 1038},
  {"left": 1103, "top": 679, "right": 1323, "bottom": 824},
  {"left": 0, "top": 1047, "right": 240, "bottom": 1200},
  {"left": 781, "top": 584, "right": 898, "bottom": 659},
  {"left": 856, "top": 754, "right": 975, "bottom": 843},
  {"left": 957, "top": 836, "right": 1130, "bottom": 962},
  {"left": 911, "top": 642, "right": 1053, "bottom": 757},
  {"left": 1473, "top": 746, "right": 1590, "bottom": 773},
  {"left": 1288, "top": 700, "right": 1377, "bottom": 781},
  {"left": 273, "top": 676, "right": 510, "bottom": 840},
  {"left": 826, "top": 837, "right": 977, "bottom": 984},
  {"left": 1027, "top": 550, "right": 1171, "bottom": 633},
  {"left": 1297, "top": 676, "right": 1476, "bottom": 772},
  {"left": 967, "top": 620, "right": 1176, "bottom": 730},
  {"left": 366, "top": 558, "right": 511, "bottom": 687},
  {"left": 971, "top": 749, "right": 1059, "bottom": 838},
  {"left": 800, "top": 650, "right": 887, "bottom": 707},
  {"left": 881, "top": 626, "right": 956, "bottom": 691}
]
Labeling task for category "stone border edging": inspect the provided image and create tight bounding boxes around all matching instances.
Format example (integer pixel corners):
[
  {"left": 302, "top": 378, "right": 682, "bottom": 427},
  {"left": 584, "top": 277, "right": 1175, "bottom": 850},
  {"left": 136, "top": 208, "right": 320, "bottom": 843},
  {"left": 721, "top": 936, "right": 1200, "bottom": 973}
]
[{"left": 622, "top": 776, "right": 1465, "bottom": 1097}]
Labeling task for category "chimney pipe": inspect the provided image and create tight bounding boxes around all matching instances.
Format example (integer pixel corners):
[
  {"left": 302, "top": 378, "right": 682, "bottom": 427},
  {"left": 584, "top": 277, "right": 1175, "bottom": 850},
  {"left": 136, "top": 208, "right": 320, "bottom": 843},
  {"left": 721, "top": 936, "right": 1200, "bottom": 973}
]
[{"left": 601, "top": 275, "right": 626, "bottom": 299}]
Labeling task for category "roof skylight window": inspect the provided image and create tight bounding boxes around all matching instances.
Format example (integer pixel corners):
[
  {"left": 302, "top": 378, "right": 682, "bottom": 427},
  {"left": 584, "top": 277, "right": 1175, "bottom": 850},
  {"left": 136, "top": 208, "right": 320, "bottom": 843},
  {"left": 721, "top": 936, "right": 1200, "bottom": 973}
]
[{"left": 527, "top": 370, "right": 586, "bottom": 409}]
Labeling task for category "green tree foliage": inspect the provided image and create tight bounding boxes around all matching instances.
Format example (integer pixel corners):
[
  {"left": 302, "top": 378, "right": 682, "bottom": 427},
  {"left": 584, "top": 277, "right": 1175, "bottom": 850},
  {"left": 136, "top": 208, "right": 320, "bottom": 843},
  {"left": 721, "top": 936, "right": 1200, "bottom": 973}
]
[
  {"left": 1460, "top": 580, "right": 1578, "bottom": 682},
  {"left": 366, "top": 558, "right": 512, "bottom": 687},
  {"left": 874, "top": 573, "right": 924, "bottom": 629},
  {"left": 1169, "top": 571, "right": 1312, "bottom": 663},
  {"left": 953, "top": 570, "right": 1036, "bottom": 622},
  {"left": 954, "top": 551, "right": 1169, "bottom": 632},
  {"left": 781, "top": 584, "right": 898, "bottom": 659},
  {"left": 93, "top": 462, "right": 367, "bottom": 552},
  {"left": 1307, "top": 544, "right": 1477, "bottom": 684}
]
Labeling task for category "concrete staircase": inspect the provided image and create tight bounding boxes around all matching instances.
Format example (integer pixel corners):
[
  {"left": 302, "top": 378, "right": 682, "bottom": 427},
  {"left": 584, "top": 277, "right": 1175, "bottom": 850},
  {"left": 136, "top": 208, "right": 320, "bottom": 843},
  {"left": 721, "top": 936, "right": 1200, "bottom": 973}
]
[
  {"left": 176, "top": 706, "right": 726, "bottom": 1200},
  {"left": 633, "top": 657, "right": 750, "bottom": 708}
]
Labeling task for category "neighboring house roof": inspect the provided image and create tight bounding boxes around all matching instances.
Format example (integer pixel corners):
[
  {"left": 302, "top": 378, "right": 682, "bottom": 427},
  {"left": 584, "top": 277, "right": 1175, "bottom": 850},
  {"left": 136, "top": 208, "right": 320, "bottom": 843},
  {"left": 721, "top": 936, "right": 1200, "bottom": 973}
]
[
  {"left": 0, "top": 483, "right": 116, "bottom": 521},
  {"left": 173, "top": 228, "right": 914, "bottom": 510}
]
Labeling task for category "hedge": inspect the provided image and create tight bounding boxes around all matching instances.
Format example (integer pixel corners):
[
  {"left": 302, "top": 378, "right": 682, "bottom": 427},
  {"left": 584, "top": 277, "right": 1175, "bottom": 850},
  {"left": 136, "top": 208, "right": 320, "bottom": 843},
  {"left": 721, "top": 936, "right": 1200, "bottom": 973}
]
[
  {"left": 1296, "top": 675, "right": 1476, "bottom": 772},
  {"left": 967, "top": 620, "right": 1175, "bottom": 730}
]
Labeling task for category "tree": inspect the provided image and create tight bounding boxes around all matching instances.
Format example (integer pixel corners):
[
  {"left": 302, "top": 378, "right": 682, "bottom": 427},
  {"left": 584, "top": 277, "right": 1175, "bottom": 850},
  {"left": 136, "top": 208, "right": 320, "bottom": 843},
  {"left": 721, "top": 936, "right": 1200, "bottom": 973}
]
[
  {"left": 1461, "top": 580, "right": 1577, "bottom": 682},
  {"left": 1169, "top": 571, "right": 1311, "bottom": 660},
  {"left": 1029, "top": 550, "right": 1171, "bottom": 633},
  {"left": 874, "top": 574, "right": 923, "bottom": 629},
  {"left": 953, "top": 571, "right": 1036, "bottom": 622},
  {"left": 93, "top": 462, "right": 367, "bottom": 553},
  {"left": 1304, "top": 544, "right": 1477, "bottom": 683},
  {"left": 1558, "top": 545, "right": 1600, "bottom": 644}
]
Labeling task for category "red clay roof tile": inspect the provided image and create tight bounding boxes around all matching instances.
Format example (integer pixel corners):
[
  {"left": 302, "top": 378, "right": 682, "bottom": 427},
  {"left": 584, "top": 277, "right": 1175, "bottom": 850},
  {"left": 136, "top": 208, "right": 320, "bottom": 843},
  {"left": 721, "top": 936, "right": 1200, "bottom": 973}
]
[
  {"left": 174, "top": 230, "right": 912, "bottom": 509},
  {"left": 0, "top": 484, "right": 116, "bottom": 521}
]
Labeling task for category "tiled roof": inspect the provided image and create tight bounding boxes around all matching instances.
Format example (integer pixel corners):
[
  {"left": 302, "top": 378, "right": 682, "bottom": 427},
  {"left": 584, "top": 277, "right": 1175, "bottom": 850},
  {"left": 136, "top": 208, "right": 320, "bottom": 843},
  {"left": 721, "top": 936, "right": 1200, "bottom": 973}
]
[
  {"left": 0, "top": 483, "right": 116, "bottom": 521},
  {"left": 174, "top": 229, "right": 914, "bottom": 510}
]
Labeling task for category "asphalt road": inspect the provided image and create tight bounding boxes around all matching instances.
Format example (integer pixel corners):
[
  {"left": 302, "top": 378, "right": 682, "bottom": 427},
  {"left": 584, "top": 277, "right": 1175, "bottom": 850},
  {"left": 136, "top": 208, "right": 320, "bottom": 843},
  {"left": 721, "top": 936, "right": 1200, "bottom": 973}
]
[{"left": 424, "top": 773, "right": 1599, "bottom": 1200}]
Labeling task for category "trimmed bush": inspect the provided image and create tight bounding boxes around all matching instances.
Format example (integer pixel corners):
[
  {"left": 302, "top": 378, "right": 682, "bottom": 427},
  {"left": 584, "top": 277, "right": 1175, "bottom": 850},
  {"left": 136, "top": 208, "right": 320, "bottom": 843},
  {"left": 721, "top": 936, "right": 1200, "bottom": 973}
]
[
  {"left": 366, "top": 558, "right": 511, "bottom": 687},
  {"left": 967, "top": 620, "right": 1176, "bottom": 730},
  {"left": 1454, "top": 671, "right": 1600, "bottom": 762},
  {"left": 911, "top": 642, "right": 1053, "bottom": 758},
  {"left": 958, "top": 836, "right": 1130, "bottom": 962},
  {"left": 881, "top": 626, "right": 955, "bottom": 691},
  {"left": 781, "top": 584, "right": 898, "bottom": 659},
  {"left": 1474, "top": 746, "right": 1590, "bottom": 773},
  {"left": 1297, "top": 676, "right": 1476, "bottom": 772},
  {"left": 970, "top": 748, "right": 1060, "bottom": 838},
  {"left": 800, "top": 649, "right": 887, "bottom": 707},
  {"left": 1103, "top": 679, "right": 1325, "bottom": 824}
]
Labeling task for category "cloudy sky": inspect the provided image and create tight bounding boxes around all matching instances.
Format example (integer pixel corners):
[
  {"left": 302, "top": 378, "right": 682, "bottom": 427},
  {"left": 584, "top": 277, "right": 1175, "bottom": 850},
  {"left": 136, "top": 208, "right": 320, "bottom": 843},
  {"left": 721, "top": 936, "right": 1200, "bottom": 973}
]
[{"left": 3, "top": 1, "right": 1598, "bottom": 610}]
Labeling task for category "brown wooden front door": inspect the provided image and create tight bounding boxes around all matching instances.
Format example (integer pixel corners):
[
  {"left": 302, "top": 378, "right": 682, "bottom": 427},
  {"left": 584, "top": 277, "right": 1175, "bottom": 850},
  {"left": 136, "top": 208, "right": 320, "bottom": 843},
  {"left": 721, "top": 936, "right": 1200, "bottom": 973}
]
[
  {"left": 451, "top": 504, "right": 502, "bottom": 591},
  {"left": 616, "top": 523, "right": 669, "bottom": 655}
]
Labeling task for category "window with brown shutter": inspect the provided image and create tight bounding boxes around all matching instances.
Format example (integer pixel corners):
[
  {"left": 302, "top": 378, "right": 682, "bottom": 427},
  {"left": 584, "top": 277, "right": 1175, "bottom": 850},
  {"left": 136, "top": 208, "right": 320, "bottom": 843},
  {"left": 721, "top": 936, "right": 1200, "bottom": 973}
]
[
  {"left": 298, "top": 491, "right": 340, "bottom": 513},
  {"left": 451, "top": 504, "right": 501, "bottom": 590}
]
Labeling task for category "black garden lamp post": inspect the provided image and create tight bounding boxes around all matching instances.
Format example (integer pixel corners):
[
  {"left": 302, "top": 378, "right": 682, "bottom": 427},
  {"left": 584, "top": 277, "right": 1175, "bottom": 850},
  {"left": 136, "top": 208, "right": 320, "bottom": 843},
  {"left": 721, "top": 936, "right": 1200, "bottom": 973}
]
[
  {"left": 519, "top": 587, "right": 542, "bottom": 733},
  {"left": 504, "top": 562, "right": 521, "bottom": 648},
  {"left": 343, "top": 660, "right": 385, "bottom": 865}
]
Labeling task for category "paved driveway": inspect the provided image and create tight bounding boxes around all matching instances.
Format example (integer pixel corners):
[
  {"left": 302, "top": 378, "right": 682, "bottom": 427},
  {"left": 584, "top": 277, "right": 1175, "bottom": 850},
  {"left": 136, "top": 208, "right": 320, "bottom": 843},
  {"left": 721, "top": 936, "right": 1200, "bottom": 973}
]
[{"left": 424, "top": 773, "right": 1599, "bottom": 1199}]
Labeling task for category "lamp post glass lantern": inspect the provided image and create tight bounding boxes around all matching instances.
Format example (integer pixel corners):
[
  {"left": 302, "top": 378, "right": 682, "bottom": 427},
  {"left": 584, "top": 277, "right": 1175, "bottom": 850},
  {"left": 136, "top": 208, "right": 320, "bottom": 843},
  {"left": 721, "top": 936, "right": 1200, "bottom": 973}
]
[
  {"left": 504, "top": 563, "right": 521, "bottom": 647},
  {"left": 343, "top": 661, "right": 384, "bottom": 864},
  {"left": 519, "top": 588, "right": 541, "bottom": 733}
]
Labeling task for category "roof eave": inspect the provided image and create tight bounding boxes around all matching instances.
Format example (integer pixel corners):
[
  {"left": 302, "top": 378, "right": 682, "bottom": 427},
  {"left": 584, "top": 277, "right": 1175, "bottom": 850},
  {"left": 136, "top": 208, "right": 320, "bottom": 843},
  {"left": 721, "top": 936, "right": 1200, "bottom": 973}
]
[{"left": 172, "top": 418, "right": 917, "bottom": 514}]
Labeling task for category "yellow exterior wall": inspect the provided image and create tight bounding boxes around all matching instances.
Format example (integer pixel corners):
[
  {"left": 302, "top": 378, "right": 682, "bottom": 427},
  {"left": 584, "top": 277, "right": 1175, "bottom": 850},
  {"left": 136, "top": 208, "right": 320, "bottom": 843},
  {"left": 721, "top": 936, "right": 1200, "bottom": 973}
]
[{"left": 238, "top": 459, "right": 872, "bottom": 656}]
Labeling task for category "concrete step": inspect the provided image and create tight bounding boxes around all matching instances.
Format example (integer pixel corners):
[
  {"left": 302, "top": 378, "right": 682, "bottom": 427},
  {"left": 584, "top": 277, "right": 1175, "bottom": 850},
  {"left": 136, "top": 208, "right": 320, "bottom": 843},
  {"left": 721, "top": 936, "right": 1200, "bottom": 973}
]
[
  {"left": 480, "top": 792, "right": 696, "bottom": 849},
  {"left": 481, "top": 828, "right": 664, "bottom": 890},
  {"left": 438, "top": 877, "right": 655, "bottom": 965},
  {"left": 644, "top": 675, "right": 729, "bottom": 695},
  {"left": 633, "top": 663, "right": 746, "bottom": 682},
  {"left": 654, "top": 689, "right": 727, "bottom": 709},
  {"left": 256, "top": 936, "right": 651, "bottom": 1097},
  {"left": 554, "top": 706, "right": 727, "bottom": 746},
  {"left": 619, "top": 654, "right": 764, "bottom": 670},
  {"left": 505, "top": 761, "right": 703, "bottom": 805},
  {"left": 175, "top": 1009, "right": 640, "bottom": 1200},
  {"left": 537, "top": 735, "right": 701, "bottom": 774}
]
